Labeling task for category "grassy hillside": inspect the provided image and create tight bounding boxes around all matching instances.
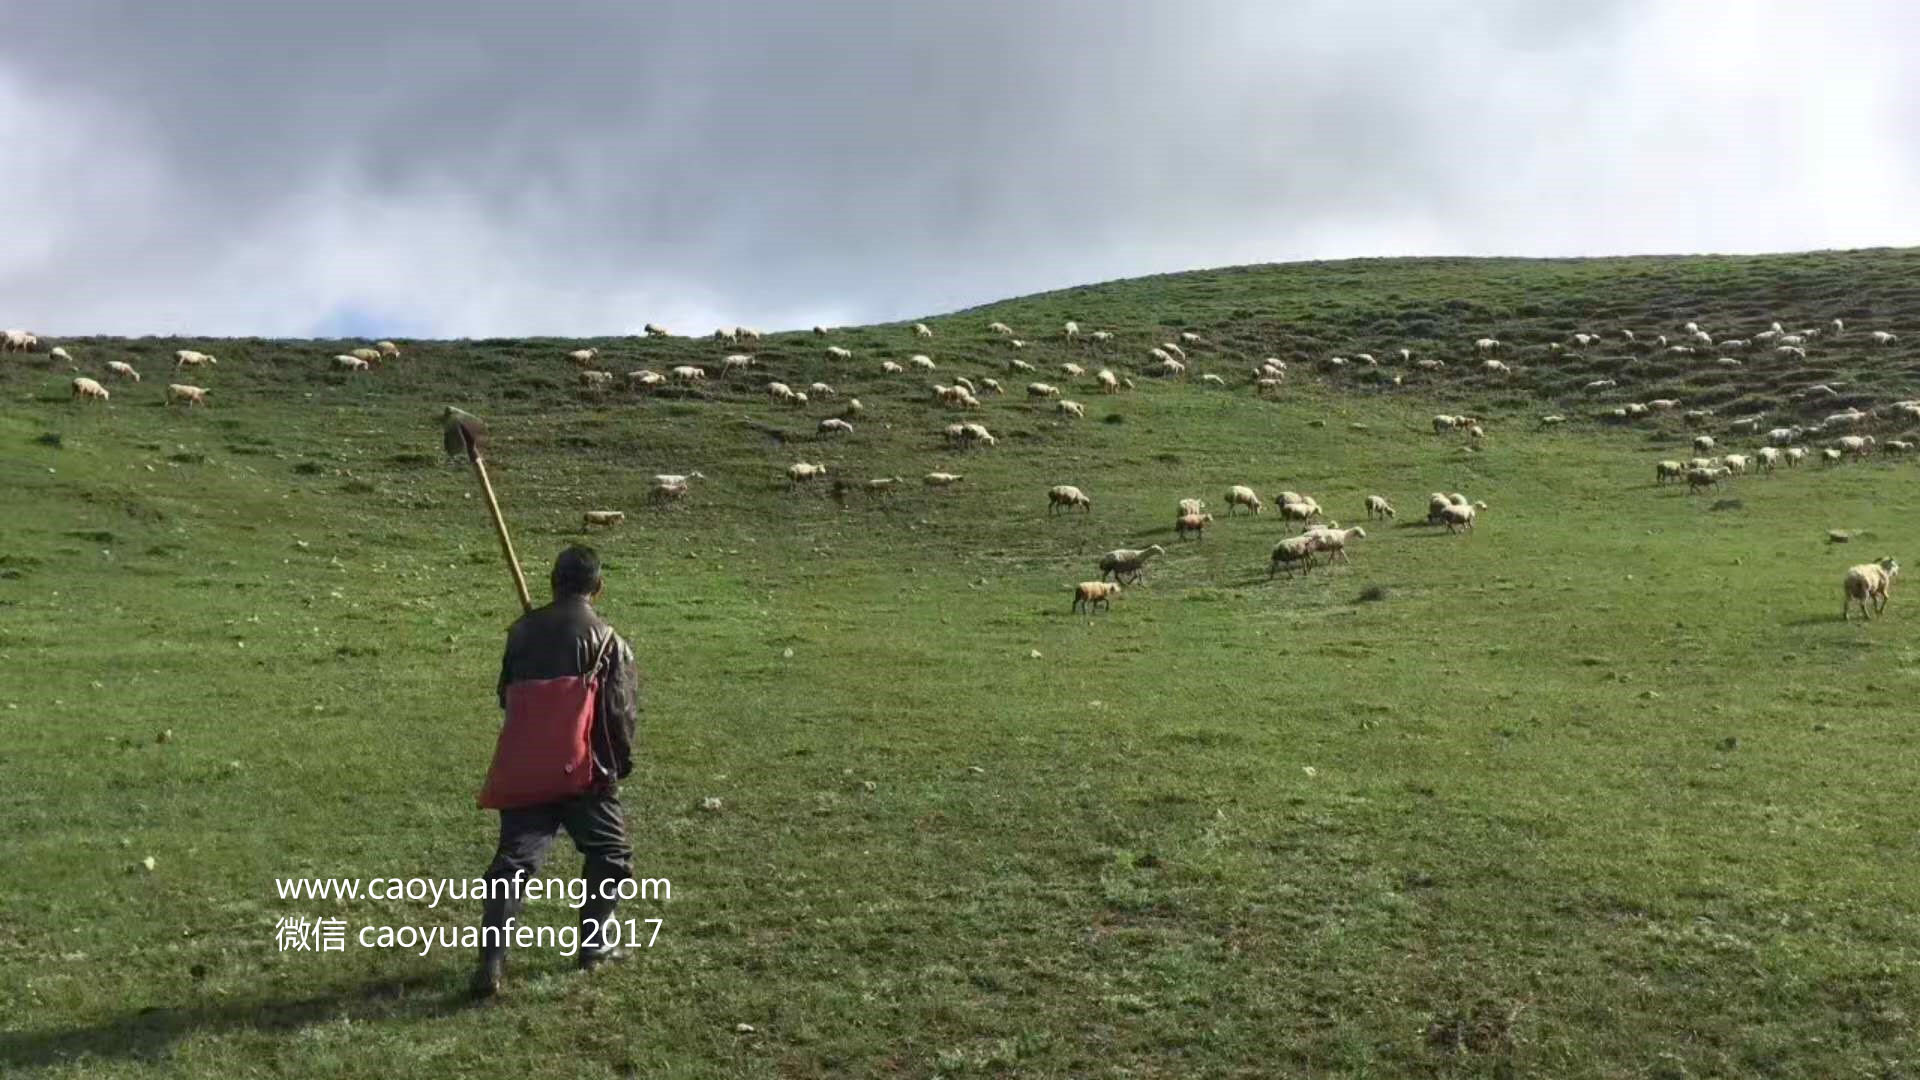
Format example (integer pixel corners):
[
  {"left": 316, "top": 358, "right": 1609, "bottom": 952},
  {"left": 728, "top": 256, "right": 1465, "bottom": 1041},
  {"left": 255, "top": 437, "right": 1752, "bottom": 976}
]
[{"left": 5, "top": 248, "right": 1920, "bottom": 1078}]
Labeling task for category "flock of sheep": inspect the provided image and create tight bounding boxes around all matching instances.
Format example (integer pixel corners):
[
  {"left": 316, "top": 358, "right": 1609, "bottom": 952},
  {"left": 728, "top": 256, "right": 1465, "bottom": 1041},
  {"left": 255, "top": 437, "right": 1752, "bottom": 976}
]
[{"left": 18, "top": 304, "right": 1907, "bottom": 622}]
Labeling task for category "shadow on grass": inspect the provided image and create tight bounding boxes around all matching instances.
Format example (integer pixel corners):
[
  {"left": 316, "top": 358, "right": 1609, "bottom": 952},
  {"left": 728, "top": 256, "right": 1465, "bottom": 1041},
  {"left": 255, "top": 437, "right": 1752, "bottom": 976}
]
[{"left": 0, "top": 973, "right": 473, "bottom": 1070}]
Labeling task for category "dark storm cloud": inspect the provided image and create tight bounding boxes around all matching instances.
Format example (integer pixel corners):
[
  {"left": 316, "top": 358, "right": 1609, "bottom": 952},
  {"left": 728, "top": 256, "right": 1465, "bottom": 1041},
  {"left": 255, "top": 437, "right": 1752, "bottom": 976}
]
[{"left": 1, "top": 0, "right": 1914, "bottom": 336}]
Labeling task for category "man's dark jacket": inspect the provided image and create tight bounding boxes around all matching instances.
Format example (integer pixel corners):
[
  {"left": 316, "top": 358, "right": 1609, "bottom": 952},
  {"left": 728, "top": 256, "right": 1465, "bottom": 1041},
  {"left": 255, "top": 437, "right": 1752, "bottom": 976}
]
[{"left": 497, "top": 596, "right": 640, "bottom": 784}]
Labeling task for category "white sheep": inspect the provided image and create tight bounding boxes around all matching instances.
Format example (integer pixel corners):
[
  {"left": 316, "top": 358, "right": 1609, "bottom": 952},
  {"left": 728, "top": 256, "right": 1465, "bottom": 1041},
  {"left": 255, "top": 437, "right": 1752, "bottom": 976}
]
[
  {"left": 843, "top": 398, "right": 864, "bottom": 417},
  {"left": 1063, "top": 321, "right": 1080, "bottom": 340},
  {"left": 333, "top": 354, "right": 371, "bottom": 372},
  {"left": 70, "top": 376, "right": 109, "bottom": 402},
  {"left": 1693, "top": 435, "right": 1716, "bottom": 452},
  {"left": 1364, "top": 495, "right": 1395, "bottom": 520},
  {"left": 1279, "top": 497, "right": 1324, "bottom": 524},
  {"left": 1871, "top": 330, "right": 1897, "bottom": 345},
  {"left": 1835, "top": 435, "right": 1875, "bottom": 457},
  {"left": 628, "top": 369, "right": 665, "bottom": 389},
  {"left": 1200, "top": 373, "right": 1226, "bottom": 386},
  {"left": 1785, "top": 447, "right": 1807, "bottom": 467},
  {"left": 1475, "top": 337, "right": 1501, "bottom": 353},
  {"left": 1268, "top": 535, "right": 1318, "bottom": 578},
  {"left": 1482, "top": 359, "right": 1511, "bottom": 375},
  {"left": 1175, "top": 512, "right": 1214, "bottom": 541},
  {"left": 1098, "top": 545, "right": 1165, "bottom": 584},
  {"left": 1226, "top": 485, "right": 1263, "bottom": 516},
  {"left": 1178, "top": 498, "right": 1206, "bottom": 517},
  {"left": 924, "top": 471, "right": 964, "bottom": 487},
  {"left": 818, "top": 417, "right": 854, "bottom": 435},
  {"left": 866, "top": 475, "right": 906, "bottom": 493},
  {"left": 808, "top": 382, "right": 837, "bottom": 398},
  {"left": 105, "top": 360, "right": 141, "bottom": 382},
  {"left": 911, "top": 355, "right": 936, "bottom": 371},
  {"left": 1096, "top": 369, "right": 1121, "bottom": 393},
  {"left": 1026, "top": 382, "right": 1060, "bottom": 399},
  {"left": 643, "top": 323, "right": 670, "bottom": 337},
  {"left": 721, "top": 354, "right": 755, "bottom": 376},
  {"left": 1755, "top": 447, "right": 1780, "bottom": 472},
  {"left": 1008, "top": 357, "right": 1036, "bottom": 372},
  {"left": 670, "top": 365, "right": 706, "bottom": 382},
  {"left": 1162, "top": 342, "right": 1187, "bottom": 361},
  {"left": 1089, "top": 331, "right": 1113, "bottom": 343},
  {"left": 1584, "top": 378, "right": 1617, "bottom": 392},
  {"left": 1437, "top": 502, "right": 1482, "bottom": 532},
  {"left": 1540, "top": 415, "right": 1566, "bottom": 426},
  {"left": 166, "top": 383, "right": 209, "bottom": 408},
  {"left": 980, "top": 378, "right": 1004, "bottom": 395},
  {"left": 1822, "top": 448, "right": 1845, "bottom": 465},
  {"left": 578, "top": 370, "right": 614, "bottom": 388},
  {"left": 1179, "top": 331, "right": 1203, "bottom": 345},
  {"left": 1048, "top": 485, "right": 1092, "bottom": 514},
  {"left": 567, "top": 347, "right": 601, "bottom": 365},
  {"left": 1766, "top": 426, "right": 1801, "bottom": 446},
  {"left": 174, "top": 350, "right": 216, "bottom": 370},
  {"left": 826, "top": 346, "right": 853, "bottom": 360},
  {"left": 1, "top": 328, "right": 39, "bottom": 352},
  {"left": 1059, "top": 362, "right": 1085, "bottom": 378},
  {"left": 988, "top": 321, "right": 1014, "bottom": 336},
  {"left": 1306, "top": 525, "right": 1366, "bottom": 564},
  {"left": 787, "top": 462, "right": 828, "bottom": 487},
  {"left": 881, "top": 360, "right": 905, "bottom": 374},
  {"left": 377, "top": 340, "right": 401, "bottom": 358},
  {"left": 1056, "top": 400, "right": 1085, "bottom": 419},
  {"left": 1843, "top": 558, "right": 1899, "bottom": 620},
  {"left": 913, "top": 322, "right": 934, "bottom": 338},
  {"left": 1072, "top": 581, "right": 1121, "bottom": 614},
  {"left": 1255, "top": 377, "right": 1286, "bottom": 397},
  {"left": 1656, "top": 460, "right": 1685, "bottom": 485},
  {"left": 49, "top": 345, "right": 72, "bottom": 363},
  {"left": 582, "top": 510, "right": 626, "bottom": 528}
]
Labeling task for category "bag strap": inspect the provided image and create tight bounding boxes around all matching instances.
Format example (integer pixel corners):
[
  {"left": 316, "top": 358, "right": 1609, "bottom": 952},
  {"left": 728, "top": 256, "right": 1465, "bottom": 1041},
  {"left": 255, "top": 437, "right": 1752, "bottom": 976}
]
[{"left": 585, "top": 628, "right": 617, "bottom": 685}]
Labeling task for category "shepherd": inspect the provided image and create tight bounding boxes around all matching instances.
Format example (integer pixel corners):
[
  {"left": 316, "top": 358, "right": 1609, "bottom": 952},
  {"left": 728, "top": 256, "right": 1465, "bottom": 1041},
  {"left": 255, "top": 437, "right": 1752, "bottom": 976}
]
[{"left": 470, "top": 545, "right": 641, "bottom": 998}]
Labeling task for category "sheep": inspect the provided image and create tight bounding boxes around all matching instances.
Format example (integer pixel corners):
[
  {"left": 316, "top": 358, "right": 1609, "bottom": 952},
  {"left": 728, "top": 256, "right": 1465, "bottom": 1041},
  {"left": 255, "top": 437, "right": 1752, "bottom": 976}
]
[
  {"left": 582, "top": 510, "right": 626, "bottom": 528},
  {"left": 813, "top": 326, "right": 829, "bottom": 337},
  {"left": 578, "top": 370, "right": 615, "bottom": 389},
  {"left": 105, "top": 360, "right": 141, "bottom": 382},
  {"left": 1175, "top": 512, "right": 1215, "bottom": 540},
  {"left": 1625, "top": 403, "right": 1650, "bottom": 417},
  {"left": 70, "top": 376, "right": 109, "bottom": 402},
  {"left": 1584, "top": 378, "right": 1617, "bottom": 392},
  {"left": 1426, "top": 494, "right": 1453, "bottom": 523},
  {"left": 1693, "top": 435, "right": 1716, "bottom": 452},
  {"left": 1047, "top": 485, "right": 1093, "bottom": 514},
  {"left": 865, "top": 475, "right": 906, "bottom": 493},
  {"left": 1693, "top": 331, "right": 1714, "bottom": 346},
  {"left": 910, "top": 354, "right": 936, "bottom": 371},
  {"left": 1326, "top": 356, "right": 1347, "bottom": 368},
  {"left": 712, "top": 327, "right": 739, "bottom": 344},
  {"left": 988, "top": 321, "right": 1014, "bottom": 336},
  {"left": 1776, "top": 345, "right": 1808, "bottom": 360},
  {"left": 1007, "top": 358, "right": 1036, "bottom": 373},
  {"left": 1098, "top": 544, "right": 1165, "bottom": 584},
  {"left": 567, "top": 347, "right": 601, "bottom": 365},
  {"left": 174, "top": 349, "right": 216, "bottom": 369},
  {"left": 1095, "top": 369, "right": 1121, "bottom": 393},
  {"left": 1, "top": 328, "right": 39, "bottom": 352},
  {"left": 650, "top": 471, "right": 705, "bottom": 488},
  {"left": 787, "top": 462, "right": 828, "bottom": 487},
  {"left": 1200, "top": 373, "right": 1226, "bottom": 386},
  {"left": 1008, "top": 339, "right": 1027, "bottom": 350},
  {"left": 944, "top": 422, "right": 974, "bottom": 447},
  {"left": 1824, "top": 409, "right": 1869, "bottom": 429},
  {"left": 349, "top": 347, "right": 384, "bottom": 364},
  {"left": 1716, "top": 357, "right": 1743, "bottom": 367},
  {"left": 1255, "top": 377, "right": 1286, "bottom": 397},
  {"left": 843, "top": 398, "right": 864, "bottom": 417},
  {"left": 1279, "top": 497, "right": 1323, "bottom": 524},
  {"left": 1179, "top": 331, "right": 1203, "bottom": 345},
  {"left": 166, "top": 383, "right": 209, "bottom": 408},
  {"left": 808, "top": 381, "right": 837, "bottom": 398},
  {"left": 962, "top": 422, "right": 997, "bottom": 448},
  {"left": 1755, "top": 447, "right": 1781, "bottom": 472},
  {"left": 1684, "top": 409, "right": 1716, "bottom": 425},
  {"left": 1843, "top": 557, "right": 1899, "bottom": 620},
  {"left": 1656, "top": 460, "right": 1685, "bottom": 485},
  {"left": 1822, "top": 448, "right": 1845, "bottom": 465},
  {"left": 1767, "top": 426, "right": 1802, "bottom": 446},
  {"left": 1778, "top": 334, "right": 1805, "bottom": 346},
  {"left": 1306, "top": 525, "right": 1366, "bottom": 564},
  {"left": 1354, "top": 352, "right": 1376, "bottom": 366},
  {"left": 1686, "top": 457, "right": 1717, "bottom": 472},
  {"left": 376, "top": 340, "right": 401, "bottom": 358},
  {"left": 1415, "top": 357, "right": 1446, "bottom": 370},
  {"left": 818, "top": 418, "right": 854, "bottom": 436},
  {"left": 1871, "top": 331, "right": 1897, "bottom": 345},
  {"left": 913, "top": 322, "right": 934, "bottom": 338},
  {"left": 1475, "top": 337, "right": 1501, "bottom": 352},
  {"left": 881, "top": 360, "right": 905, "bottom": 374},
  {"left": 1603, "top": 408, "right": 1629, "bottom": 423},
  {"left": 1056, "top": 400, "right": 1085, "bottom": 419},
  {"left": 1162, "top": 341, "right": 1187, "bottom": 361},
  {"left": 1438, "top": 502, "right": 1482, "bottom": 531},
  {"left": 1268, "top": 535, "right": 1318, "bottom": 578},
  {"left": 1666, "top": 345, "right": 1695, "bottom": 355},
  {"left": 737, "top": 327, "right": 762, "bottom": 342},
  {"left": 1832, "top": 319, "right": 1845, "bottom": 335},
  {"left": 721, "top": 354, "right": 755, "bottom": 376},
  {"left": 49, "top": 346, "right": 72, "bottom": 364},
  {"left": 628, "top": 369, "right": 665, "bottom": 389},
  {"left": 1364, "top": 495, "right": 1396, "bottom": 520},
  {"left": 1539, "top": 415, "right": 1566, "bottom": 426},
  {"left": 1026, "top": 382, "right": 1060, "bottom": 400},
  {"left": 1722, "top": 453, "right": 1751, "bottom": 475},
  {"left": 643, "top": 323, "right": 670, "bottom": 337},
  {"left": 1151, "top": 359, "right": 1186, "bottom": 378},
  {"left": 1728, "top": 416, "right": 1764, "bottom": 434},
  {"left": 1835, "top": 434, "right": 1875, "bottom": 457},
  {"left": 1886, "top": 440, "right": 1913, "bottom": 454},
  {"left": 1059, "top": 362, "right": 1085, "bottom": 378},
  {"left": 793, "top": 392, "right": 809, "bottom": 407},
  {"left": 1178, "top": 498, "right": 1206, "bottom": 517},
  {"left": 826, "top": 346, "right": 853, "bottom": 360},
  {"left": 1482, "top": 359, "right": 1511, "bottom": 375},
  {"left": 1432, "top": 415, "right": 1461, "bottom": 434},
  {"left": 1226, "top": 486, "right": 1264, "bottom": 516},
  {"left": 670, "top": 365, "right": 707, "bottom": 382},
  {"left": 923, "top": 472, "right": 964, "bottom": 487},
  {"left": 980, "top": 378, "right": 1004, "bottom": 395},
  {"left": 1149, "top": 347, "right": 1174, "bottom": 364},
  {"left": 1467, "top": 424, "right": 1486, "bottom": 441},
  {"left": 1072, "top": 581, "right": 1120, "bottom": 614},
  {"left": 333, "top": 354, "right": 371, "bottom": 372},
  {"left": 648, "top": 479, "right": 688, "bottom": 503}
]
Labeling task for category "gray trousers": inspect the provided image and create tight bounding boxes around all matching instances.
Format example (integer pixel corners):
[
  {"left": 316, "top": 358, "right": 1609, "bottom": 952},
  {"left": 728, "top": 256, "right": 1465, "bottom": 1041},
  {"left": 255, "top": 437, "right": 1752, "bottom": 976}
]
[{"left": 479, "top": 788, "right": 633, "bottom": 950}]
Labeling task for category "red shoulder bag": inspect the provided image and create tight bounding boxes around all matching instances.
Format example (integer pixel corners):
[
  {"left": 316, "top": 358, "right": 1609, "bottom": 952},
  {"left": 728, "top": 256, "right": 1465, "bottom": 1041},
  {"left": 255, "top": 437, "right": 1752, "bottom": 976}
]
[{"left": 477, "top": 635, "right": 616, "bottom": 810}]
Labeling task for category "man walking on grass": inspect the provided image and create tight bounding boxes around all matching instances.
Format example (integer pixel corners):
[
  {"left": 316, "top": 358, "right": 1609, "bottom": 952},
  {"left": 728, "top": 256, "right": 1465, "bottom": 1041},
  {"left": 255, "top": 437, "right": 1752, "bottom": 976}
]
[{"left": 471, "top": 545, "right": 640, "bottom": 998}]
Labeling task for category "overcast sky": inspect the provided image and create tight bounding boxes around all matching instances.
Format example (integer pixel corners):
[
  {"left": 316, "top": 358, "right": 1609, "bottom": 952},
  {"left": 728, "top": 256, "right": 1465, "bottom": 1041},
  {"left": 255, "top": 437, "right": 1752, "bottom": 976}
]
[{"left": 3, "top": 0, "right": 1914, "bottom": 338}]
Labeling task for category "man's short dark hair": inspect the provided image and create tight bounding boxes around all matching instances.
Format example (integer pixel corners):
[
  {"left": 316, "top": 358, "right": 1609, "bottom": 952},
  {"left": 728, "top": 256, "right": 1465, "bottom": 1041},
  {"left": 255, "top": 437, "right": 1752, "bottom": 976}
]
[{"left": 551, "top": 545, "right": 602, "bottom": 598}]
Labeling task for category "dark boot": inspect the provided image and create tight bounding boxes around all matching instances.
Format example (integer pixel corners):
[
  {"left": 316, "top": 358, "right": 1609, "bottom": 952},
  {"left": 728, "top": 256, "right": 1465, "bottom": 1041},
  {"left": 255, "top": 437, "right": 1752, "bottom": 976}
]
[
  {"left": 576, "top": 896, "right": 629, "bottom": 972},
  {"left": 470, "top": 895, "right": 514, "bottom": 998}
]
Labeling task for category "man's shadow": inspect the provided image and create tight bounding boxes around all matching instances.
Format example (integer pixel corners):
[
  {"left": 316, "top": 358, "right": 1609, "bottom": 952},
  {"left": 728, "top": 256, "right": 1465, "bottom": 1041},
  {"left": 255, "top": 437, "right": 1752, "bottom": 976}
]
[{"left": 0, "top": 974, "right": 478, "bottom": 1070}]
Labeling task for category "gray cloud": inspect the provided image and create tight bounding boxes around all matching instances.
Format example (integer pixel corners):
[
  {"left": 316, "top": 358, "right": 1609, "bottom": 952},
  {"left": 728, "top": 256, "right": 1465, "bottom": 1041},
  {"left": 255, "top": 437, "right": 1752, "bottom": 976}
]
[{"left": 2, "top": 0, "right": 1915, "bottom": 336}]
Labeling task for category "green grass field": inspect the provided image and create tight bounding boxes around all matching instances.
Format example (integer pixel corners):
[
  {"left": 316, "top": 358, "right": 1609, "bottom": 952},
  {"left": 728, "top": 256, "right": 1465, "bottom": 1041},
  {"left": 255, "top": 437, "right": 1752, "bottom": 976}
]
[{"left": 5, "top": 250, "right": 1920, "bottom": 1078}]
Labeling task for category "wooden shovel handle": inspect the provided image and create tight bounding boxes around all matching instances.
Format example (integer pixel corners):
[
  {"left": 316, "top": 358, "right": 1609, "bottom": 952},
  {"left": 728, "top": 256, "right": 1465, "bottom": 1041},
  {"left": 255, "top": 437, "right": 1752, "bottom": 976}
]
[{"left": 471, "top": 454, "right": 532, "bottom": 612}]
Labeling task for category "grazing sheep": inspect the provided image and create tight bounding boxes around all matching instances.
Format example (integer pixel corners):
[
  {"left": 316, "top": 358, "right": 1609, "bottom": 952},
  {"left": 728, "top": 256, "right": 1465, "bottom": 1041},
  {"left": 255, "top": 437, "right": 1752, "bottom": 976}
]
[
  {"left": 1151, "top": 358, "right": 1186, "bottom": 378},
  {"left": 70, "top": 376, "right": 109, "bottom": 402},
  {"left": 1871, "top": 331, "right": 1897, "bottom": 345},
  {"left": 1180, "top": 331, "right": 1203, "bottom": 345},
  {"left": 1199, "top": 373, "right": 1226, "bottom": 386},
  {"left": 1685, "top": 409, "right": 1716, "bottom": 425},
  {"left": 813, "top": 326, "right": 829, "bottom": 337},
  {"left": 567, "top": 347, "right": 601, "bottom": 365},
  {"left": 721, "top": 354, "right": 755, "bottom": 376},
  {"left": 577, "top": 370, "right": 614, "bottom": 388},
  {"left": 1755, "top": 447, "right": 1781, "bottom": 472},
  {"left": 628, "top": 369, "right": 665, "bottom": 389},
  {"left": 1722, "top": 453, "right": 1751, "bottom": 475},
  {"left": 843, "top": 398, "right": 864, "bottom": 417},
  {"left": 1426, "top": 494, "right": 1454, "bottom": 523},
  {"left": 376, "top": 340, "right": 401, "bottom": 358},
  {"left": 1089, "top": 330, "right": 1113, "bottom": 343},
  {"left": 738, "top": 327, "right": 762, "bottom": 342},
  {"left": 1007, "top": 358, "right": 1036, "bottom": 373},
  {"left": 1280, "top": 498, "right": 1323, "bottom": 524},
  {"left": 648, "top": 478, "right": 688, "bottom": 503},
  {"left": 347, "top": 347, "right": 383, "bottom": 365},
  {"left": 1482, "top": 359, "right": 1511, "bottom": 375},
  {"left": 1059, "top": 362, "right": 1085, "bottom": 377},
  {"left": 866, "top": 476, "right": 906, "bottom": 493},
  {"left": 787, "top": 462, "right": 828, "bottom": 487},
  {"left": 1777, "top": 345, "right": 1808, "bottom": 359},
  {"left": 105, "top": 360, "right": 141, "bottom": 382},
  {"left": 1767, "top": 426, "right": 1803, "bottom": 446},
  {"left": 1162, "top": 342, "right": 1187, "bottom": 362},
  {"left": 712, "top": 327, "right": 739, "bottom": 344},
  {"left": 1886, "top": 440, "right": 1913, "bottom": 454},
  {"left": 1835, "top": 435, "right": 1875, "bottom": 457},
  {"left": 1, "top": 328, "right": 39, "bottom": 352},
  {"left": 826, "top": 345, "right": 853, "bottom": 360},
  {"left": 818, "top": 418, "right": 854, "bottom": 436},
  {"left": 1467, "top": 424, "right": 1486, "bottom": 441},
  {"left": 1306, "top": 525, "right": 1366, "bottom": 564},
  {"left": 643, "top": 323, "right": 670, "bottom": 337},
  {"left": 1656, "top": 460, "right": 1685, "bottom": 485},
  {"left": 1823, "top": 448, "right": 1846, "bottom": 466},
  {"left": 1268, "top": 535, "right": 1318, "bottom": 578},
  {"left": 333, "top": 355, "right": 371, "bottom": 372},
  {"left": 793, "top": 392, "right": 809, "bottom": 407},
  {"left": 582, "top": 510, "right": 626, "bottom": 528},
  {"left": 1226, "top": 486, "right": 1263, "bottom": 516},
  {"left": 1149, "top": 347, "right": 1174, "bottom": 365},
  {"left": 987, "top": 321, "right": 1014, "bottom": 336},
  {"left": 1063, "top": 320, "right": 1080, "bottom": 340},
  {"left": 910, "top": 354, "right": 936, "bottom": 370},
  {"left": 1539, "top": 415, "right": 1566, "bottom": 426},
  {"left": 961, "top": 422, "right": 996, "bottom": 448},
  {"left": 1175, "top": 512, "right": 1214, "bottom": 540},
  {"left": 1475, "top": 337, "right": 1501, "bottom": 352},
  {"left": 1625, "top": 403, "right": 1650, "bottom": 417},
  {"left": 923, "top": 472, "right": 964, "bottom": 487},
  {"left": 1008, "top": 339, "right": 1027, "bottom": 350},
  {"left": 166, "top": 383, "right": 209, "bottom": 408},
  {"left": 1438, "top": 502, "right": 1482, "bottom": 532},
  {"left": 1693, "top": 435, "right": 1716, "bottom": 452},
  {"left": 1096, "top": 369, "right": 1121, "bottom": 393},
  {"left": 881, "top": 360, "right": 905, "bottom": 374},
  {"left": 49, "top": 346, "right": 72, "bottom": 363},
  {"left": 1056, "top": 400, "right": 1086, "bottom": 419},
  {"left": 1048, "top": 485, "right": 1093, "bottom": 514},
  {"left": 670, "top": 365, "right": 707, "bottom": 382},
  {"left": 808, "top": 381, "right": 837, "bottom": 398},
  {"left": 1026, "top": 382, "right": 1060, "bottom": 400},
  {"left": 1098, "top": 544, "right": 1165, "bottom": 584},
  {"left": 1178, "top": 498, "right": 1206, "bottom": 517},
  {"left": 1255, "top": 377, "right": 1286, "bottom": 397},
  {"left": 913, "top": 322, "right": 934, "bottom": 338},
  {"left": 1584, "top": 378, "right": 1617, "bottom": 392},
  {"left": 1072, "top": 581, "right": 1121, "bottom": 614},
  {"left": 1685, "top": 467, "right": 1728, "bottom": 493},
  {"left": 1843, "top": 557, "right": 1899, "bottom": 620},
  {"left": 1364, "top": 495, "right": 1395, "bottom": 519},
  {"left": 650, "top": 471, "right": 704, "bottom": 488},
  {"left": 174, "top": 350, "right": 216, "bottom": 370}
]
